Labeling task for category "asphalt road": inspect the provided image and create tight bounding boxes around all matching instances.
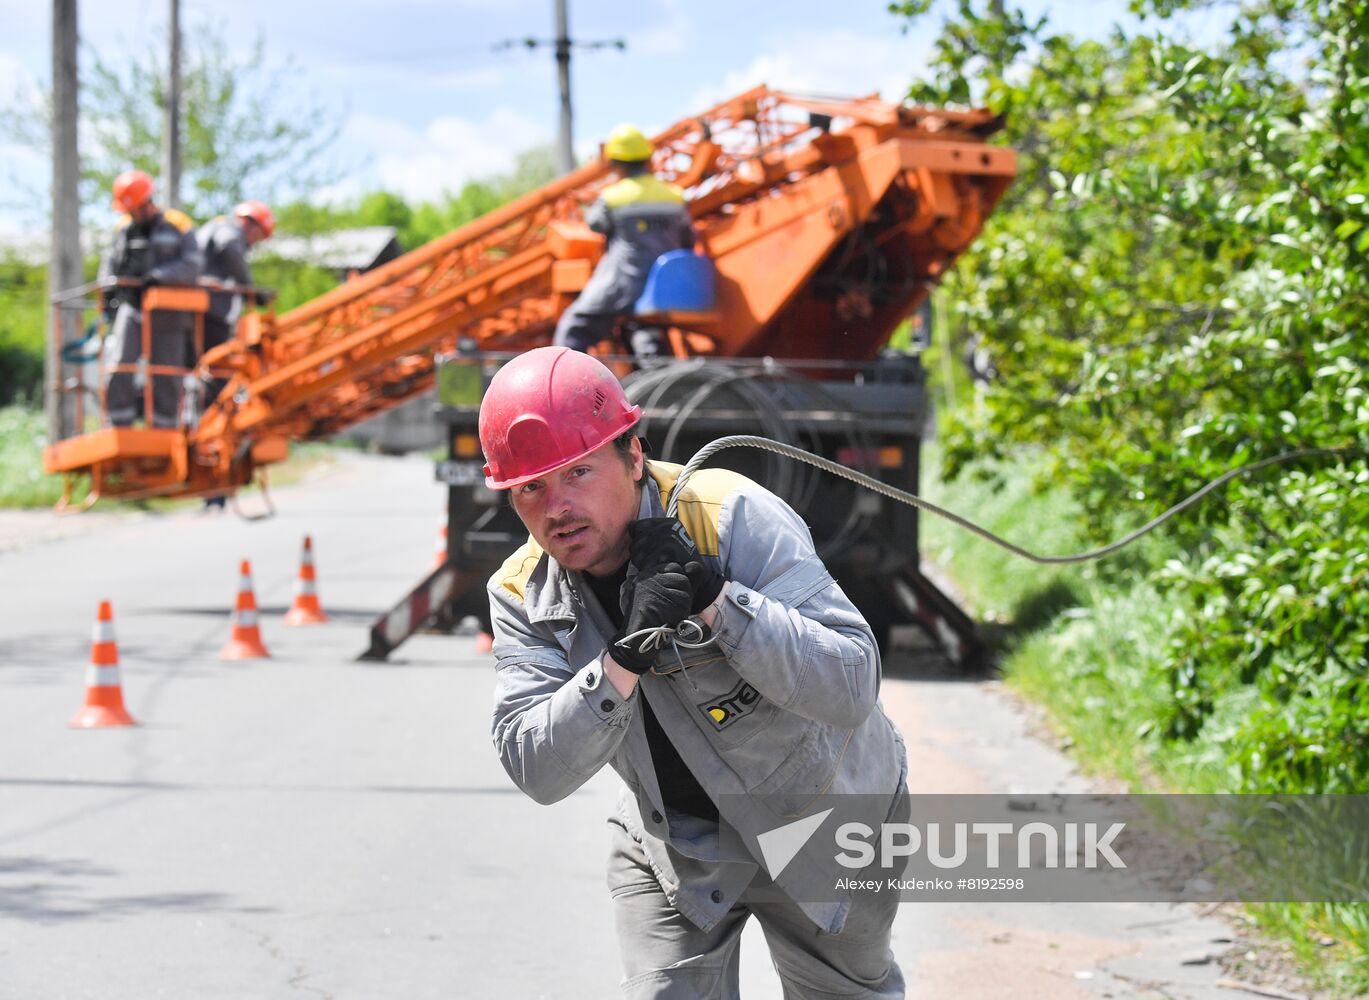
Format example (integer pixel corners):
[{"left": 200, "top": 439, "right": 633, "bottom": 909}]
[{"left": 0, "top": 453, "right": 1253, "bottom": 999}]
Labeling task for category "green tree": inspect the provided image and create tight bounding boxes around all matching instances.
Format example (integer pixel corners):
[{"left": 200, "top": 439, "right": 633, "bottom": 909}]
[
  {"left": 2, "top": 21, "right": 340, "bottom": 222},
  {"left": 0, "top": 254, "right": 48, "bottom": 405},
  {"left": 892, "top": 0, "right": 1368, "bottom": 793}
]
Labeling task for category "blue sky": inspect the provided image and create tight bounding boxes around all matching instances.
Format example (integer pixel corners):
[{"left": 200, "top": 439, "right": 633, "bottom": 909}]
[{"left": 0, "top": 0, "right": 1219, "bottom": 236}]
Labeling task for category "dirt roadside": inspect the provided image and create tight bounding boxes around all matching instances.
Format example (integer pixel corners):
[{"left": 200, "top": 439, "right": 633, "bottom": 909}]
[{"left": 875, "top": 665, "right": 1327, "bottom": 1000}]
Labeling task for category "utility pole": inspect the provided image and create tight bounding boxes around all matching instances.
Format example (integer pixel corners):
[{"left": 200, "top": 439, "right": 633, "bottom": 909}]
[
  {"left": 553, "top": 0, "right": 573, "bottom": 175},
  {"left": 48, "top": 0, "right": 80, "bottom": 443},
  {"left": 161, "top": 0, "right": 181, "bottom": 208},
  {"left": 494, "top": 1, "right": 624, "bottom": 176}
]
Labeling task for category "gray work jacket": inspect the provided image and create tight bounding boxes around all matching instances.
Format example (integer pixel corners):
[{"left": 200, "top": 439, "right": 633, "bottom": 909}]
[
  {"left": 488, "top": 462, "right": 908, "bottom": 933},
  {"left": 197, "top": 216, "right": 254, "bottom": 323},
  {"left": 98, "top": 208, "right": 202, "bottom": 312}
]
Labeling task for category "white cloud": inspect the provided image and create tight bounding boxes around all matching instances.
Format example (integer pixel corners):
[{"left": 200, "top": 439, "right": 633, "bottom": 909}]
[
  {"left": 635, "top": 0, "right": 692, "bottom": 56},
  {"left": 429, "top": 66, "right": 506, "bottom": 90},
  {"left": 693, "top": 29, "right": 930, "bottom": 111},
  {"left": 0, "top": 52, "right": 28, "bottom": 99},
  {"left": 338, "top": 107, "right": 551, "bottom": 202},
  {"left": 311, "top": 175, "right": 367, "bottom": 207},
  {"left": 0, "top": 137, "right": 50, "bottom": 236}
]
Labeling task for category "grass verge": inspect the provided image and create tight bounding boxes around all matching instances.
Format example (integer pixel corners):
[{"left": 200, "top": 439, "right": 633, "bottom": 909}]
[
  {"left": 917, "top": 434, "right": 1369, "bottom": 995},
  {"left": 0, "top": 404, "right": 344, "bottom": 511},
  {"left": 0, "top": 406, "right": 67, "bottom": 508}
]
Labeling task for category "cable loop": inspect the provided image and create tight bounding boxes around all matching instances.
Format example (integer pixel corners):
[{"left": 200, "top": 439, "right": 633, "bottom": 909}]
[{"left": 619, "top": 619, "right": 716, "bottom": 656}]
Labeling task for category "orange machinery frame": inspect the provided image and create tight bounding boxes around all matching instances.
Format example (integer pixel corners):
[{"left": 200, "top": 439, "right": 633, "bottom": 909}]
[{"left": 44, "top": 86, "right": 1015, "bottom": 506}]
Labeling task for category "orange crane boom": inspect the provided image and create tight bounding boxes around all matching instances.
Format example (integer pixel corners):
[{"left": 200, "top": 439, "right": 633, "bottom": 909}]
[{"left": 44, "top": 86, "right": 1014, "bottom": 506}]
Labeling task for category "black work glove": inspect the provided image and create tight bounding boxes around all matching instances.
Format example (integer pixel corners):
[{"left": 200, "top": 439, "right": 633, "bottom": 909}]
[
  {"left": 683, "top": 560, "right": 725, "bottom": 613},
  {"left": 142, "top": 273, "right": 160, "bottom": 287},
  {"left": 254, "top": 289, "right": 274, "bottom": 307},
  {"left": 628, "top": 517, "right": 725, "bottom": 613},
  {"left": 609, "top": 561, "right": 694, "bottom": 674}
]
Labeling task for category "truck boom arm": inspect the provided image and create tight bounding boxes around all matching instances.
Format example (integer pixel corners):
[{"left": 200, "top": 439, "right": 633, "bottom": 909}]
[{"left": 44, "top": 86, "right": 1015, "bottom": 503}]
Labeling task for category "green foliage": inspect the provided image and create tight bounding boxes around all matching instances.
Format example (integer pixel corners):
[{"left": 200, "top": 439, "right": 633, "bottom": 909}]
[
  {"left": 80, "top": 24, "right": 340, "bottom": 219},
  {"left": 0, "top": 256, "right": 47, "bottom": 405},
  {"left": 247, "top": 258, "right": 339, "bottom": 314},
  {"left": 1, "top": 21, "right": 340, "bottom": 221},
  {"left": 895, "top": 0, "right": 1369, "bottom": 795},
  {"left": 894, "top": 2, "right": 1369, "bottom": 987},
  {"left": 0, "top": 406, "right": 66, "bottom": 507},
  {"left": 920, "top": 440, "right": 1368, "bottom": 991},
  {"left": 271, "top": 146, "right": 557, "bottom": 251}
]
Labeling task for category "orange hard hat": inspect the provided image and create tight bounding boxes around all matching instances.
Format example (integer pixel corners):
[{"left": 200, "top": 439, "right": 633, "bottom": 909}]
[
  {"left": 111, "top": 169, "right": 154, "bottom": 213},
  {"left": 233, "top": 200, "right": 276, "bottom": 238},
  {"left": 478, "top": 347, "right": 642, "bottom": 490}
]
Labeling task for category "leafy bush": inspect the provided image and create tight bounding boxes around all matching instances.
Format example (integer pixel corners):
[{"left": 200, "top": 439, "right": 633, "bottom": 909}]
[
  {"left": 0, "top": 255, "right": 48, "bottom": 404},
  {"left": 0, "top": 406, "right": 66, "bottom": 507},
  {"left": 895, "top": 0, "right": 1369, "bottom": 794}
]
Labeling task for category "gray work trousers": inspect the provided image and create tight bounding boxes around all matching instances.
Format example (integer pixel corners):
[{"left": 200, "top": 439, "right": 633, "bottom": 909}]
[
  {"left": 607, "top": 808, "right": 907, "bottom": 999},
  {"left": 102, "top": 301, "right": 190, "bottom": 428},
  {"left": 202, "top": 314, "right": 233, "bottom": 405},
  {"left": 553, "top": 306, "right": 671, "bottom": 361}
]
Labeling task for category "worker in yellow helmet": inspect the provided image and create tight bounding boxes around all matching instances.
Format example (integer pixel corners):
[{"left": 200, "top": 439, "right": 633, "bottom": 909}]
[
  {"left": 98, "top": 169, "right": 202, "bottom": 427},
  {"left": 553, "top": 124, "right": 696, "bottom": 360}
]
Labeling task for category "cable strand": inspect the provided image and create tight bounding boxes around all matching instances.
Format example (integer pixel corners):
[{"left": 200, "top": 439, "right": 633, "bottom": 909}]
[{"left": 665, "top": 435, "right": 1359, "bottom": 565}]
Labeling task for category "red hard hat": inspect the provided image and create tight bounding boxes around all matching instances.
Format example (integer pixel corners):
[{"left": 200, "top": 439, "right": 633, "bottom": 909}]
[
  {"left": 479, "top": 347, "right": 643, "bottom": 490},
  {"left": 234, "top": 200, "right": 276, "bottom": 237},
  {"left": 112, "top": 169, "right": 154, "bottom": 213}
]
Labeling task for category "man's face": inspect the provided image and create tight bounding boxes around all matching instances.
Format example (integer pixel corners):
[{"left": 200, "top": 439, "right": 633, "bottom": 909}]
[
  {"left": 130, "top": 201, "right": 158, "bottom": 225},
  {"left": 508, "top": 437, "right": 644, "bottom": 577}
]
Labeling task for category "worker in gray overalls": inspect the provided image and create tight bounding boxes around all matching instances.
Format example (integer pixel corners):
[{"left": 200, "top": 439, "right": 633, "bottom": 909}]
[
  {"left": 197, "top": 200, "right": 275, "bottom": 404},
  {"left": 99, "top": 169, "right": 202, "bottom": 428}
]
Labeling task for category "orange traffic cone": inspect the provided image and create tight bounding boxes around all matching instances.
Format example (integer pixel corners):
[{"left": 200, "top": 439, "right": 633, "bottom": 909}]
[
  {"left": 220, "top": 559, "right": 271, "bottom": 660},
  {"left": 284, "top": 535, "right": 329, "bottom": 626},
  {"left": 432, "top": 512, "right": 448, "bottom": 570},
  {"left": 69, "top": 601, "right": 136, "bottom": 728}
]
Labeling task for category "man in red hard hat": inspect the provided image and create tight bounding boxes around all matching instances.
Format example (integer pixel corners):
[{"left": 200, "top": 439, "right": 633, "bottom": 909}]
[
  {"left": 483, "top": 346, "right": 908, "bottom": 998},
  {"left": 99, "top": 169, "right": 202, "bottom": 427},
  {"left": 195, "top": 200, "right": 275, "bottom": 508},
  {"left": 197, "top": 201, "right": 276, "bottom": 398}
]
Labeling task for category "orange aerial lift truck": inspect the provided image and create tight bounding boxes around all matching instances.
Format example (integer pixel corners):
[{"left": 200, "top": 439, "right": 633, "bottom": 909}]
[{"left": 44, "top": 86, "right": 1015, "bottom": 665}]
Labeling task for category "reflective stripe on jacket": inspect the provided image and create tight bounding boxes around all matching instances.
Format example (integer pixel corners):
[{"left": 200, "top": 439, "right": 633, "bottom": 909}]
[{"left": 487, "top": 462, "right": 908, "bottom": 934}]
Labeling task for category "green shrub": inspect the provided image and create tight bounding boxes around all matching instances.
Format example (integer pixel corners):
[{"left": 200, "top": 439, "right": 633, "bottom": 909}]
[
  {"left": 898, "top": 0, "right": 1369, "bottom": 794},
  {"left": 0, "top": 406, "right": 66, "bottom": 507}
]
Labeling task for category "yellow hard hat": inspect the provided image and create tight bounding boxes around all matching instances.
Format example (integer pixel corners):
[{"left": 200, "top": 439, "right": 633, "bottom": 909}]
[{"left": 604, "top": 124, "right": 653, "bottom": 162}]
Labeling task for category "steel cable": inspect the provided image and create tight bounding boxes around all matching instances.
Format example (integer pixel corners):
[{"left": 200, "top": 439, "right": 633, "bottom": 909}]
[{"left": 665, "top": 435, "right": 1359, "bottom": 565}]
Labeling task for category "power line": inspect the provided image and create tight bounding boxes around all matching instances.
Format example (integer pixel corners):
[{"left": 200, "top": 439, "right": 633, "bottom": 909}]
[{"left": 493, "top": 0, "right": 625, "bottom": 175}]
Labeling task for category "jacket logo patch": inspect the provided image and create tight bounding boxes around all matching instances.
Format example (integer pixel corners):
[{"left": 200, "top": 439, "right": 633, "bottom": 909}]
[
  {"left": 670, "top": 520, "right": 693, "bottom": 551},
  {"left": 700, "top": 680, "right": 761, "bottom": 730}
]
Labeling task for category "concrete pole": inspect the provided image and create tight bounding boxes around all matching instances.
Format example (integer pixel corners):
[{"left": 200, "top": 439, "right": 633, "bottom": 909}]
[
  {"left": 553, "top": 0, "right": 574, "bottom": 175},
  {"left": 161, "top": 0, "right": 181, "bottom": 208},
  {"left": 48, "top": 0, "right": 81, "bottom": 443}
]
